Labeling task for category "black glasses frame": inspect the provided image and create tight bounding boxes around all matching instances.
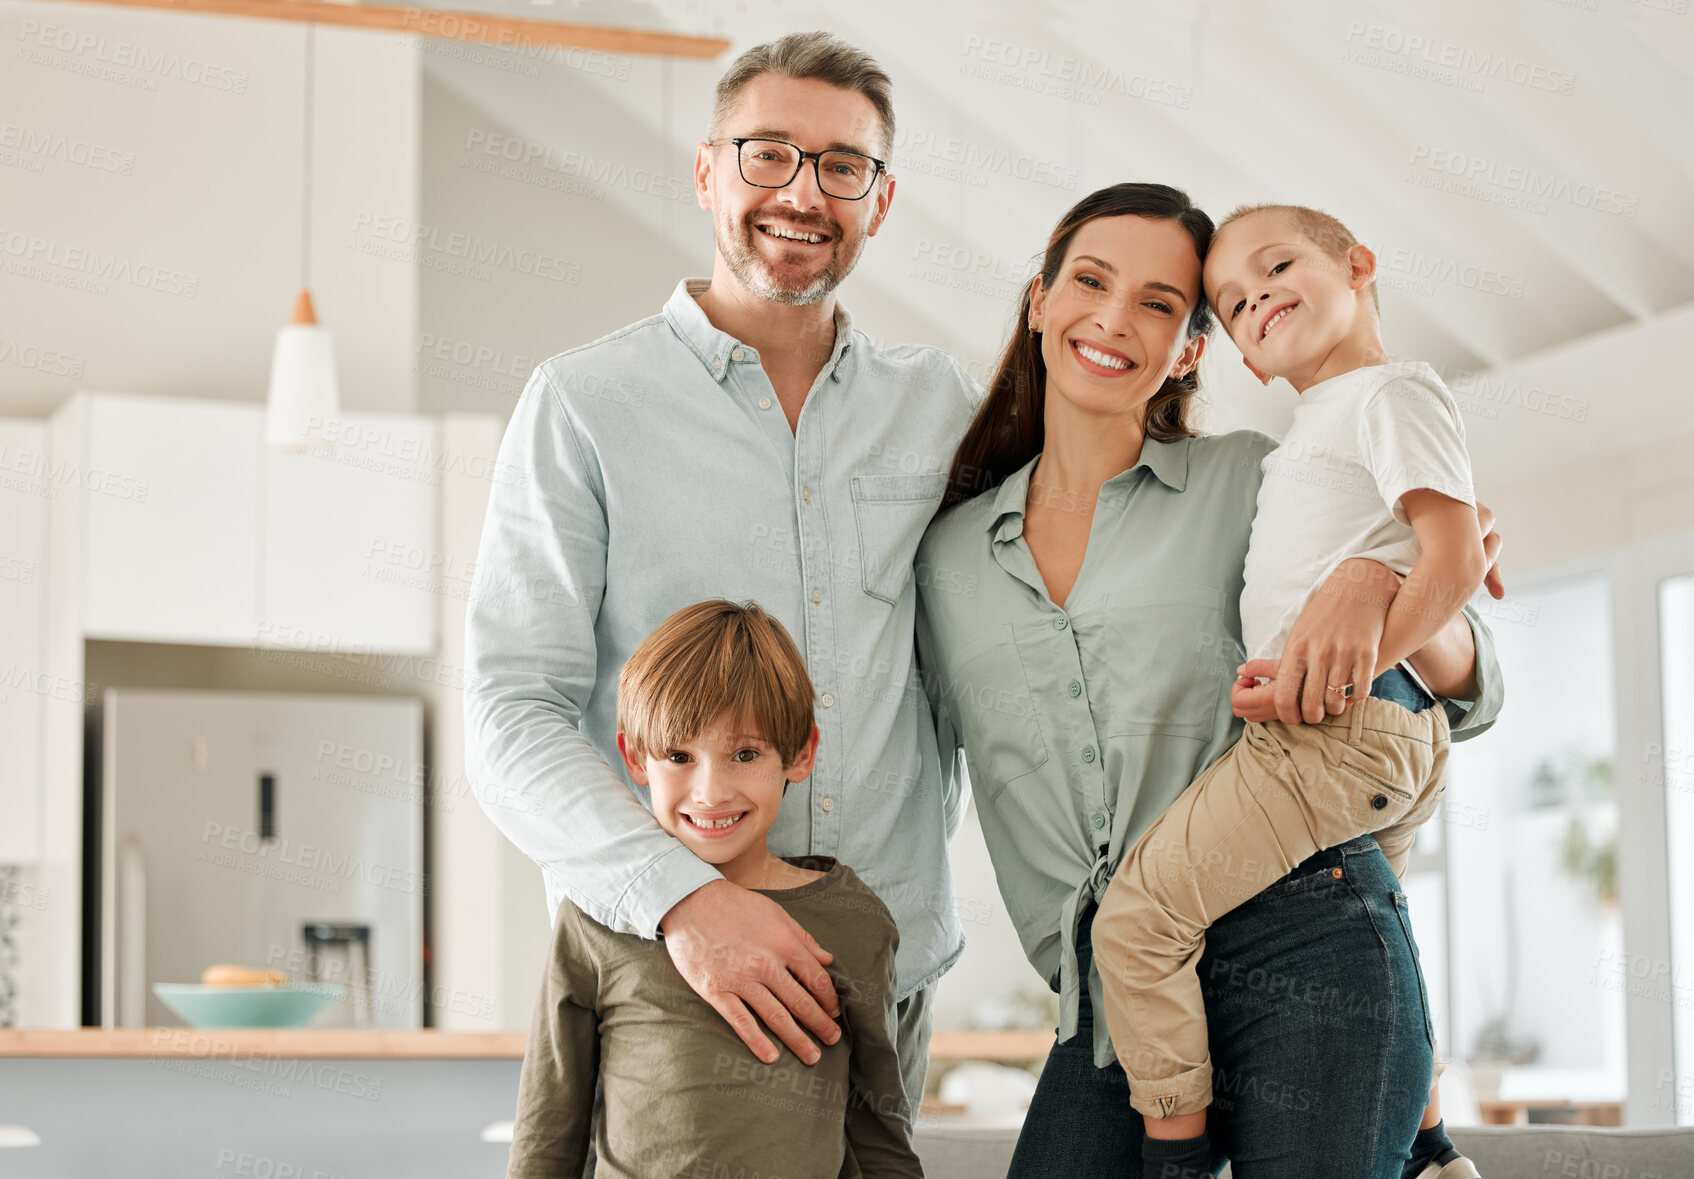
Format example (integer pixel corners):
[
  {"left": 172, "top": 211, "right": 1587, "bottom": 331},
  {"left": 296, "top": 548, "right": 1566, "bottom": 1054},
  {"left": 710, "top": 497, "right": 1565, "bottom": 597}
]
[{"left": 718, "top": 137, "right": 887, "bottom": 200}]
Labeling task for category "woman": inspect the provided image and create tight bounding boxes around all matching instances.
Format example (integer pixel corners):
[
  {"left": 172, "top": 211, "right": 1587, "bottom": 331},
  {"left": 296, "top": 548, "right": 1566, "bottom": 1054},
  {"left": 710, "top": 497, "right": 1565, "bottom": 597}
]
[{"left": 913, "top": 184, "right": 1503, "bottom": 1178}]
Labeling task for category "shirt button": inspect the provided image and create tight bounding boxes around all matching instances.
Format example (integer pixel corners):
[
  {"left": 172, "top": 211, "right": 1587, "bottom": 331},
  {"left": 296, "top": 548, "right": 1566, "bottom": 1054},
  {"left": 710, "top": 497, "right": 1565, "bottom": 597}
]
[
  {"left": 820, "top": 692, "right": 835, "bottom": 708},
  {"left": 758, "top": 396, "right": 772, "bottom": 410},
  {"left": 802, "top": 485, "right": 812, "bottom": 503},
  {"left": 730, "top": 346, "right": 745, "bottom": 362},
  {"left": 821, "top": 796, "right": 834, "bottom": 813},
  {"left": 1091, "top": 812, "right": 1106, "bottom": 830},
  {"left": 811, "top": 587, "right": 822, "bottom": 605},
  {"left": 1068, "top": 680, "right": 1082, "bottom": 698},
  {"left": 1081, "top": 745, "right": 1096, "bottom": 763},
  {"left": 1053, "top": 616, "right": 1069, "bottom": 631}
]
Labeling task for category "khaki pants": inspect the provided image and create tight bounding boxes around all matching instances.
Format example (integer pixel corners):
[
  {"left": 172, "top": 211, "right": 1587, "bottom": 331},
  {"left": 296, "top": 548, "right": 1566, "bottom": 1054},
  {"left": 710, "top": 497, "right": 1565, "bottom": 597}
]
[{"left": 1092, "top": 696, "right": 1451, "bottom": 1119}]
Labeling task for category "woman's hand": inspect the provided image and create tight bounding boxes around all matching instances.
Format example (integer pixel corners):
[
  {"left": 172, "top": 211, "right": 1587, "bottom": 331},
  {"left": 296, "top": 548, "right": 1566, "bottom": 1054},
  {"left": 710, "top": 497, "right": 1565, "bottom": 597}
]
[
  {"left": 1477, "top": 501, "right": 1506, "bottom": 599},
  {"left": 1233, "top": 503, "right": 1505, "bottom": 723},
  {"left": 1244, "top": 558, "right": 1403, "bottom": 725}
]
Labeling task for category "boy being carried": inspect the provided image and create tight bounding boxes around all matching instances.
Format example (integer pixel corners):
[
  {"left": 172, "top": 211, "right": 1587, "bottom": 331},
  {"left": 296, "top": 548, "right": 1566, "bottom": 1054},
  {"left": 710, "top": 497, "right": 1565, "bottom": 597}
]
[{"left": 1093, "top": 204, "right": 1493, "bottom": 1179}]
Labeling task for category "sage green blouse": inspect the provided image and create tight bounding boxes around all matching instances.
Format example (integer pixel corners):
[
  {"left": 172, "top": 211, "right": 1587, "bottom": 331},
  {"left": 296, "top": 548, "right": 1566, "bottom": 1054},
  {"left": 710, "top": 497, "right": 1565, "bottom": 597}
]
[{"left": 913, "top": 429, "right": 1503, "bottom": 1069}]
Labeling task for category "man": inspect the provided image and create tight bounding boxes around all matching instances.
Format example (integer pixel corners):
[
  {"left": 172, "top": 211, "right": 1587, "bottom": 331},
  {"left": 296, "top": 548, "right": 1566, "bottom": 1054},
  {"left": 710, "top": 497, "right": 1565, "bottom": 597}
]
[{"left": 464, "top": 30, "right": 982, "bottom": 1155}]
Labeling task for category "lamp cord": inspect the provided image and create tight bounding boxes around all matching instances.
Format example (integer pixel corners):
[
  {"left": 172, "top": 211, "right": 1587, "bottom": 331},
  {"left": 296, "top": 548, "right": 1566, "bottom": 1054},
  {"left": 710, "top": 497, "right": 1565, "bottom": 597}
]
[{"left": 301, "top": 24, "right": 313, "bottom": 293}]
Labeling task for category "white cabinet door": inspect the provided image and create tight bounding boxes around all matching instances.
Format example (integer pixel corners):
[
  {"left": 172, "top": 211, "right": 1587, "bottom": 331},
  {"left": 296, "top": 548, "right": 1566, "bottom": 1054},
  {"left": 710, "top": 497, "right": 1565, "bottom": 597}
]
[
  {"left": 0, "top": 420, "right": 48, "bottom": 861},
  {"left": 261, "top": 415, "right": 437, "bottom": 655},
  {"left": 81, "top": 394, "right": 263, "bottom": 645}
]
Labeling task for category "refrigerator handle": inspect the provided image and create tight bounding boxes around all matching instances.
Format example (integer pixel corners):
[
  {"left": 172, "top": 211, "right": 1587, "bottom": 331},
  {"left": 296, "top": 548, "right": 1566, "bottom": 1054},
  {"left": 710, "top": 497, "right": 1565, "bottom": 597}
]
[
  {"left": 259, "top": 772, "right": 276, "bottom": 840},
  {"left": 117, "top": 835, "right": 147, "bottom": 1027}
]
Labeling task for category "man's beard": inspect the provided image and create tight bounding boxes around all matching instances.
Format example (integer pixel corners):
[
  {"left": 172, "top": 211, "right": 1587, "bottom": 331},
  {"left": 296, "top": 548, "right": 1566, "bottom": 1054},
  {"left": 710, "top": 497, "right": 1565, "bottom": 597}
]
[{"left": 717, "top": 209, "right": 861, "bottom": 306}]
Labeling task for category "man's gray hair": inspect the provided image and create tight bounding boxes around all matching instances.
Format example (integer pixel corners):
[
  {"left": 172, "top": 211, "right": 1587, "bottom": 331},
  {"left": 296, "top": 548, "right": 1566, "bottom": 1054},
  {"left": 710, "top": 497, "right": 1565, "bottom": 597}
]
[{"left": 709, "top": 31, "right": 895, "bottom": 159}]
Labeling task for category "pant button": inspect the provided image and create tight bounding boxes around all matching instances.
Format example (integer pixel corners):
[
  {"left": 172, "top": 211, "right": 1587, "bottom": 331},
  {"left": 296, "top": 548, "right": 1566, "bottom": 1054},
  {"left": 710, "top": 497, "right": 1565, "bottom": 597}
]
[
  {"left": 1331, "top": 867, "right": 1343, "bottom": 879},
  {"left": 1371, "top": 794, "right": 1388, "bottom": 810}
]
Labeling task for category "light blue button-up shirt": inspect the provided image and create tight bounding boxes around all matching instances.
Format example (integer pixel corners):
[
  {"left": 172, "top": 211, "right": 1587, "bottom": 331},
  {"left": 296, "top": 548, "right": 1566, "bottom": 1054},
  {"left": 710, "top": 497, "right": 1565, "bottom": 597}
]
[
  {"left": 914, "top": 431, "right": 1504, "bottom": 1067},
  {"left": 464, "top": 278, "right": 983, "bottom": 1000}
]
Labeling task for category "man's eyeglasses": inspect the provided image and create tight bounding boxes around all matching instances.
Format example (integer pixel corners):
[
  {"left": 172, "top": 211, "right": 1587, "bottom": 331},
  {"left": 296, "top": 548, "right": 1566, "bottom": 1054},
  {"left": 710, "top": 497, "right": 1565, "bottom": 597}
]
[{"left": 712, "top": 137, "right": 886, "bottom": 201}]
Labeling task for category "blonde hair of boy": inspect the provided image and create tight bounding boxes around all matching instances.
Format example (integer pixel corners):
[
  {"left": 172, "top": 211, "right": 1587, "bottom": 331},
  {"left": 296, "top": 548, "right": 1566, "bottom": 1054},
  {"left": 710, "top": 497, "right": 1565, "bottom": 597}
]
[
  {"left": 1217, "top": 203, "right": 1381, "bottom": 313},
  {"left": 617, "top": 600, "right": 817, "bottom": 768}
]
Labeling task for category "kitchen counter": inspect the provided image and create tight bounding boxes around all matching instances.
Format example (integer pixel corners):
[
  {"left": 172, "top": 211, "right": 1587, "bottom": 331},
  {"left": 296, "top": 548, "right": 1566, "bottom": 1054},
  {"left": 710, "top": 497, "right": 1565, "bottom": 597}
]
[
  {"left": 0, "top": 1028, "right": 529, "bottom": 1058},
  {"left": 0, "top": 1027, "right": 1054, "bottom": 1059}
]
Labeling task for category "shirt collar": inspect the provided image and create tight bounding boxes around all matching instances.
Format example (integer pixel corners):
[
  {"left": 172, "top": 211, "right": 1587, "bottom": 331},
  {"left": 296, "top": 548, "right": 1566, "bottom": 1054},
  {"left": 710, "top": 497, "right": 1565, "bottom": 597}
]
[
  {"left": 663, "top": 277, "right": 857, "bottom": 384},
  {"left": 987, "top": 435, "right": 1193, "bottom": 543}
]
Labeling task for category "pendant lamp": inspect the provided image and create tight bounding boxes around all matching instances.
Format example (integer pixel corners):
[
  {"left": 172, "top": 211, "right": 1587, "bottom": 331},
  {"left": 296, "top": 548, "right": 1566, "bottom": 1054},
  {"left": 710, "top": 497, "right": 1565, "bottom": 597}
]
[{"left": 266, "top": 24, "right": 339, "bottom": 450}]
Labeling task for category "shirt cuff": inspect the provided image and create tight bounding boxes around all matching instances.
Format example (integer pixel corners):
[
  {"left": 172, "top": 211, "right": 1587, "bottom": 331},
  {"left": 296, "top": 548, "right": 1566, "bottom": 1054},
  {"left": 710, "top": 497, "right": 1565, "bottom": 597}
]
[{"left": 615, "top": 843, "right": 724, "bottom": 939}]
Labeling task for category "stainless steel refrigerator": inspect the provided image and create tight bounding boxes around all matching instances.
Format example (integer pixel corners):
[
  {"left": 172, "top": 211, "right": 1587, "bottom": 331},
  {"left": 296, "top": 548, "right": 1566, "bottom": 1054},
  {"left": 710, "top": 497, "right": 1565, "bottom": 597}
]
[{"left": 96, "top": 688, "right": 425, "bottom": 1029}]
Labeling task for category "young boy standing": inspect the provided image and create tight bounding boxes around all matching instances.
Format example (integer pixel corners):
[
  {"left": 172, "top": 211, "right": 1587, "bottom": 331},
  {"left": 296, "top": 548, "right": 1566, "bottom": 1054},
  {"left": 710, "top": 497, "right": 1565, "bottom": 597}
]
[
  {"left": 1092, "top": 204, "right": 1490, "bottom": 1179},
  {"left": 506, "top": 600, "right": 921, "bottom": 1178}
]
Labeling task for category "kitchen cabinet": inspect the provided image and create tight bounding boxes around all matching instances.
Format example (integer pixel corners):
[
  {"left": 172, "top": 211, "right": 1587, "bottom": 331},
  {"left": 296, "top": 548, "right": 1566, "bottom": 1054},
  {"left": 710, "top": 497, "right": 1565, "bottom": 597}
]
[
  {"left": 80, "top": 394, "right": 262, "bottom": 645},
  {"left": 53, "top": 392, "right": 436, "bottom": 653},
  {"left": 262, "top": 414, "right": 437, "bottom": 654},
  {"left": 0, "top": 419, "right": 48, "bottom": 862}
]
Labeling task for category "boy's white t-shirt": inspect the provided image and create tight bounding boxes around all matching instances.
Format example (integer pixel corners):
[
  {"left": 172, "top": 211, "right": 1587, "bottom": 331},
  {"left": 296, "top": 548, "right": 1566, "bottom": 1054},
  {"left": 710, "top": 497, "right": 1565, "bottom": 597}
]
[{"left": 1239, "top": 360, "right": 1477, "bottom": 665}]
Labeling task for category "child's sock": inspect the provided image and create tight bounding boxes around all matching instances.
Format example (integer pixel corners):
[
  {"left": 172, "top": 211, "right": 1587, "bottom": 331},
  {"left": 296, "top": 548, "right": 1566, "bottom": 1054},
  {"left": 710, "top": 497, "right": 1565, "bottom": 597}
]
[
  {"left": 1142, "top": 1130, "right": 1212, "bottom": 1179},
  {"left": 1400, "top": 1119, "right": 1460, "bottom": 1178}
]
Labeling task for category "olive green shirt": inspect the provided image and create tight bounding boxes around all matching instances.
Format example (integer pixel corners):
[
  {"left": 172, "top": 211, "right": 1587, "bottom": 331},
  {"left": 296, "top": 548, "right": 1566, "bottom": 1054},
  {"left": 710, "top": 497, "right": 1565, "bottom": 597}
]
[
  {"left": 913, "top": 431, "right": 1503, "bottom": 1069},
  {"left": 507, "top": 856, "right": 920, "bottom": 1178}
]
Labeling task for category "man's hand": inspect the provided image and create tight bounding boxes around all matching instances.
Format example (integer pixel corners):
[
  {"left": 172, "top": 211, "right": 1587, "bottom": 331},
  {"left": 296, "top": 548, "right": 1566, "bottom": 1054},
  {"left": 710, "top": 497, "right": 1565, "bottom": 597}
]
[{"left": 659, "top": 879, "right": 842, "bottom": 1065}]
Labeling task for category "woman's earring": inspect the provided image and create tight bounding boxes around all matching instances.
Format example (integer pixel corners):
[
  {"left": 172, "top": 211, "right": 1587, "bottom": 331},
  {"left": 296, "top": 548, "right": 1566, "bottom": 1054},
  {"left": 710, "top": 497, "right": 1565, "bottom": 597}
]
[{"left": 1028, "top": 321, "right": 1040, "bottom": 337}]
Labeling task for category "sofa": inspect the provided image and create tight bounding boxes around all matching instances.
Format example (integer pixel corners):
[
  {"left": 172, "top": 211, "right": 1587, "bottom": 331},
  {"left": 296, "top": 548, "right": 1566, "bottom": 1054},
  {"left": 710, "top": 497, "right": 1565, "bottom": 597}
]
[{"left": 911, "top": 1122, "right": 1694, "bottom": 1178}]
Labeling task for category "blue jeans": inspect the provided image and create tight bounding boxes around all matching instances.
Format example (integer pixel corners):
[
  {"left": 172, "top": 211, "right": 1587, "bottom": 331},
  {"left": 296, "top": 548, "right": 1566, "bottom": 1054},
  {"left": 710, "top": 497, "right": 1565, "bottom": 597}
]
[
  {"left": 1008, "top": 836, "right": 1434, "bottom": 1179},
  {"left": 1370, "top": 668, "right": 1436, "bottom": 713}
]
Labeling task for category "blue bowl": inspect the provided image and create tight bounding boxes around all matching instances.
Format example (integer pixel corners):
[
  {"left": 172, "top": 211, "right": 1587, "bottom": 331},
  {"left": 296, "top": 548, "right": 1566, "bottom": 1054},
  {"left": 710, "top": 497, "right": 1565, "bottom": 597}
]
[{"left": 152, "top": 982, "right": 346, "bottom": 1028}]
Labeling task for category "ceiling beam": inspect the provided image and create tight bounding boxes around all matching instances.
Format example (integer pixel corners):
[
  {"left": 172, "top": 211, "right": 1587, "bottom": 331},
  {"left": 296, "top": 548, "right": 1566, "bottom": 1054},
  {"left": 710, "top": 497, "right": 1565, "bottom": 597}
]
[{"left": 36, "top": 0, "right": 730, "bottom": 57}]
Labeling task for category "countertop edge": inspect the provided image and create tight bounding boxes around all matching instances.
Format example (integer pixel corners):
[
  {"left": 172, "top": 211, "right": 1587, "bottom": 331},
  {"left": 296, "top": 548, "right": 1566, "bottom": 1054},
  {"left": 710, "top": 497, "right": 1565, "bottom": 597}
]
[
  {"left": 0, "top": 1028, "right": 1057, "bottom": 1060},
  {"left": 0, "top": 1029, "right": 531, "bottom": 1058}
]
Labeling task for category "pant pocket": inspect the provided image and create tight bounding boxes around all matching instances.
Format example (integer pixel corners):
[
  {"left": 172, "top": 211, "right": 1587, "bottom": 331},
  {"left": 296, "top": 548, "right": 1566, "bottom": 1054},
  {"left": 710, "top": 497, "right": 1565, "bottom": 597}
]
[{"left": 1389, "top": 890, "right": 1435, "bottom": 1049}]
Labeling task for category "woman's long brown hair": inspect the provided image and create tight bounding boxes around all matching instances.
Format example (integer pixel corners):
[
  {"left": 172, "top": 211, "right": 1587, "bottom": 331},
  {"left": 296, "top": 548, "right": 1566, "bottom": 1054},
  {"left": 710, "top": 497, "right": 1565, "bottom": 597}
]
[{"left": 939, "top": 183, "right": 1216, "bottom": 513}]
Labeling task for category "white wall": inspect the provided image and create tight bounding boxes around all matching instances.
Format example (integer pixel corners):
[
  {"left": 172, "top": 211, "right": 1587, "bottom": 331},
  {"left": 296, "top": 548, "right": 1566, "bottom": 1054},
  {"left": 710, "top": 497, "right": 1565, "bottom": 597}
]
[{"left": 0, "top": 5, "right": 421, "bottom": 418}]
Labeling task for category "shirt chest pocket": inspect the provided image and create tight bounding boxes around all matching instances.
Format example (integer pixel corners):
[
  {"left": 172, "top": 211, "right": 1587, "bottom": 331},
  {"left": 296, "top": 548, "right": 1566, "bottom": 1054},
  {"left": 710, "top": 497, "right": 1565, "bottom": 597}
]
[
  {"left": 1101, "top": 583, "right": 1234, "bottom": 740},
  {"left": 947, "top": 625, "right": 1050, "bottom": 803},
  {"left": 850, "top": 473, "right": 950, "bottom": 605}
]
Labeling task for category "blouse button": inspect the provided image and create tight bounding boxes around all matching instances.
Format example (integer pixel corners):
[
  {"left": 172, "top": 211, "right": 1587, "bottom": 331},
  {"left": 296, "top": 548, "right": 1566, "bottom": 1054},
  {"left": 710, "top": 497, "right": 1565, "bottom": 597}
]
[
  {"left": 1053, "top": 616, "right": 1069, "bottom": 631},
  {"left": 1081, "top": 745, "right": 1096, "bottom": 764},
  {"left": 758, "top": 396, "right": 773, "bottom": 410},
  {"left": 1068, "top": 680, "right": 1082, "bottom": 697},
  {"left": 1091, "top": 812, "right": 1106, "bottom": 830}
]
